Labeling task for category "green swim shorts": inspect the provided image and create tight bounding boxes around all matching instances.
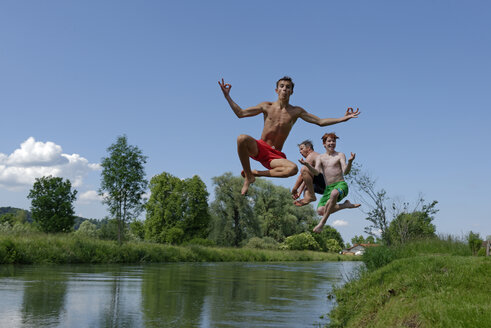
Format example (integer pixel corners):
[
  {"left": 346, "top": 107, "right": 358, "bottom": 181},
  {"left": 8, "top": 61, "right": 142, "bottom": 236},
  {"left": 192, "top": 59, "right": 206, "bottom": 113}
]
[{"left": 317, "top": 181, "right": 349, "bottom": 208}]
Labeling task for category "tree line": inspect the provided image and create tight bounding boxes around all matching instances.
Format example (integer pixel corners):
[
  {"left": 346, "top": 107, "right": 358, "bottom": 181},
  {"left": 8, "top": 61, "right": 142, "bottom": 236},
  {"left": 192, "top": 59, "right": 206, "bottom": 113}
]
[{"left": 2, "top": 136, "right": 488, "bottom": 254}]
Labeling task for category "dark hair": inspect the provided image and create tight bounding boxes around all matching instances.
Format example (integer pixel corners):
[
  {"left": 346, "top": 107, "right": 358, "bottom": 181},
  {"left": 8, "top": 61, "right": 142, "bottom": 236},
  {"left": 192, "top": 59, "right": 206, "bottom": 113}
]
[
  {"left": 321, "top": 132, "right": 339, "bottom": 143},
  {"left": 298, "top": 139, "right": 314, "bottom": 150},
  {"left": 276, "top": 76, "right": 294, "bottom": 90}
]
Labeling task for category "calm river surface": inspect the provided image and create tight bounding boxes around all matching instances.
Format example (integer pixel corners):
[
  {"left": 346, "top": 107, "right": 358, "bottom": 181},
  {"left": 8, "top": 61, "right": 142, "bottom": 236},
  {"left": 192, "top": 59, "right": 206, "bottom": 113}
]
[{"left": 0, "top": 261, "right": 361, "bottom": 328}]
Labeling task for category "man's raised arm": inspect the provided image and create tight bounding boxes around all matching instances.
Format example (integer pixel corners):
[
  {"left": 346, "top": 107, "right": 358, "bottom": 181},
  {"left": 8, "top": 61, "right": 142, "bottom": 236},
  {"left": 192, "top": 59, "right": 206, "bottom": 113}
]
[
  {"left": 299, "top": 107, "right": 360, "bottom": 127},
  {"left": 219, "top": 78, "right": 264, "bottom": 118}
]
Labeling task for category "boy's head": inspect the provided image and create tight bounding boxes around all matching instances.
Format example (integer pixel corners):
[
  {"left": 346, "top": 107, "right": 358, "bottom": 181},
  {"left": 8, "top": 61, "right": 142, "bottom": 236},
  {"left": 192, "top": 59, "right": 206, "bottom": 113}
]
[
  {"left": 276, "top": 76, "right": 294, "bottom": 95},
  {"left": 276, "top": 76, "right": 294, "bottom": 90},
  {"left": 298, "top": 139, "right": 313, "bottom": 158},
  {"left": 321, "top": 132, "right": 339, "bottom": 151}
]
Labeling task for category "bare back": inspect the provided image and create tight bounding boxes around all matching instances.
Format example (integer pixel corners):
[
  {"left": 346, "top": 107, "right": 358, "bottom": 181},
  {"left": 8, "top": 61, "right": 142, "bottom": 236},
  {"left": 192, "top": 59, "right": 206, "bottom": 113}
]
[
  {"left": 259, "top": 102, "right": 304, "bottom": 150},
  {"left": 316, "top": 151, "right": 346, "bottom": 185}
]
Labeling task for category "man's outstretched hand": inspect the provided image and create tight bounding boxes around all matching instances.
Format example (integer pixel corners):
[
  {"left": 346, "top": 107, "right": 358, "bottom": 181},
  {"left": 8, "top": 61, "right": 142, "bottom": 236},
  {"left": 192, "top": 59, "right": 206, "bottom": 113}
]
[
  {"left": 218, "top": 78, "right": 231, "bottom": 97},
  {"left": 345, "top": 107, "right": 360, "bottom": 119}
]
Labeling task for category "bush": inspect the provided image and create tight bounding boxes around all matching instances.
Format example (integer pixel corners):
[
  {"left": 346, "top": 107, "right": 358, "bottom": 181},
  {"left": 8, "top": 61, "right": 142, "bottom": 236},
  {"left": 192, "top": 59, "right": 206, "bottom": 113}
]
[
  {"left": 75, "top": 221, "right": 98, "bottom": 238},
  {"left": 0, "top": 222, "right": 38, "bottom": 234},
  {"left": 244, "top": 237, "right": 280, "bottom": 250},
  {"left": 129, "top": 220, "right": 145, "bottom": 240},
  {"left": 164, "top": 227, "right": 184, "bottom": 245},
  {"left": 477, "top": 247, "right": 486, "bottom": 256},
  {"left": 325, "top": 239, "right": 342, "bottom": 253},
  {"left": 283, "top": 233, "right": 320, "bottom": 251},
  {"left": 183, "top": 238, "right": 216, "bottom": 247}
]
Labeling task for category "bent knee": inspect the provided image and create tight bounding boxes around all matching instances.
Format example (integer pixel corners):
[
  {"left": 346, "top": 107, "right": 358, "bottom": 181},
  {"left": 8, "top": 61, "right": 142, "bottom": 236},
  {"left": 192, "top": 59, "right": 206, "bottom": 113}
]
[
  {"left": 317, "top": 207, "right": 325, "bottom": 215},
  {"left": 330, "top": 189, "right": 340, "bottom": 199},
  {"left": 237, "top": 134, "right": 253, "bottom": 145},
  {"left": 286, "top": 163, "right": 298, "bottom": 177},
  {"left": 300, "top": 166, "right": 310, "bottom": 175}
]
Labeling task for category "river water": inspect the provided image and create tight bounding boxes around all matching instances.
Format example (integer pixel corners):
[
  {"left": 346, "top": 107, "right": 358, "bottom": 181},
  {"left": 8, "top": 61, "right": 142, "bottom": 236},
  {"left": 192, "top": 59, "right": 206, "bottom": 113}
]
[{"left": 0, "top": 261, "right": 361, "bottom": 328}]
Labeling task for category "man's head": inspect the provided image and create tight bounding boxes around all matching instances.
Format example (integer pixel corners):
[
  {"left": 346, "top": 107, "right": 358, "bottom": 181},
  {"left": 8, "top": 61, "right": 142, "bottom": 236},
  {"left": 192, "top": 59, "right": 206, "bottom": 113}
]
[
  {"left": 276, "top": 76, "right": 294, "bottom": 99},
  {"left": 321, "top": 132, "right": 339, "bottom": 152},
  {"left": 298, "top": 139, "right": 314, "bottom": 158}
]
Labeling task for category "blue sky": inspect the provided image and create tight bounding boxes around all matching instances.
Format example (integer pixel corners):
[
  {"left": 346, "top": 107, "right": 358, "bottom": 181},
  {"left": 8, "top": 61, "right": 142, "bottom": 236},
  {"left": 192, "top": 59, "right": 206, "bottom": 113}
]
[{"left": 1, "top": 1, "right": 490, "bottom": 242}]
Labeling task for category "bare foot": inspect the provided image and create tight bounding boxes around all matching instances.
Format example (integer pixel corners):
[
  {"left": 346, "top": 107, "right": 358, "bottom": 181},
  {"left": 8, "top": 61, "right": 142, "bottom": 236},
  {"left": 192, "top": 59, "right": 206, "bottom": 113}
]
[
  {"left": 241, "top": 176, "right": 255, "bottom": 195},
  {"left": 342, "top": 200, "right": 361, "bottom": 209},
  {"left": 292, "top": 191, "right": 300, "bottom": 200},
  {"left": 313, "top": 223, "right": 324, "bottom": 233},
  {"left": 293, "top": 196, "right": 316, "bottom": 207}
]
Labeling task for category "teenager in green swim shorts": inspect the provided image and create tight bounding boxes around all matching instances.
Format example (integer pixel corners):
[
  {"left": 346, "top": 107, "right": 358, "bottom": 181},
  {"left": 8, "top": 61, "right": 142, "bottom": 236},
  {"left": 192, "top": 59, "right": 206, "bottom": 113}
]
[
  {"left": 299, "top": 132, "right": 361, "bottom": 233},
  {"left": 317, "top": 180, "right": 349, "bottom": 208}
]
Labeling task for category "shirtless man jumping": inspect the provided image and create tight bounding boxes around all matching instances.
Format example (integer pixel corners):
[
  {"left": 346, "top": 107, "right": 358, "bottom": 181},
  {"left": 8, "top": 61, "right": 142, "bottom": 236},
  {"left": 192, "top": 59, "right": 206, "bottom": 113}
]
[
  {"left": 299, "top": 132, "right": 360, "bottom": 233},
  {"left": 219, "top": 76, "right": 360, "bottom": 195},
  {"left": 291, "top": 140, "right": 325, "bottom": 206}
]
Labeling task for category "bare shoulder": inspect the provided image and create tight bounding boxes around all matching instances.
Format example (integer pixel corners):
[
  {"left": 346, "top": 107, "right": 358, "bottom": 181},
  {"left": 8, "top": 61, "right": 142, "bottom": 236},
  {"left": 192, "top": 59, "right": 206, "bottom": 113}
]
[
  {"left": 336, "top": 152, "right": 346, "bottom": 161},
  {"left": 306, "top": 151, "right": 319, "bottom": 163},
  {"left": 290, "top": 105, "right": 306, "bottom": 115},
  {"left": 259, "top": 101, "right": 275, "bottom": 111}
]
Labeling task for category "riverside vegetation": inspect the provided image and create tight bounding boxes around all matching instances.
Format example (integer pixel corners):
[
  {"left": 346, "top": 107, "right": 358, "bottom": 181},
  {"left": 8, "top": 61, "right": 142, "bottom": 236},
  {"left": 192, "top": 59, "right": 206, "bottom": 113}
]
[
  {"left": 0, "top": 232, "right": 357, "bottom": 265},
  {"left": 327, "top": 237, "right": 491, "bottom": 328}
]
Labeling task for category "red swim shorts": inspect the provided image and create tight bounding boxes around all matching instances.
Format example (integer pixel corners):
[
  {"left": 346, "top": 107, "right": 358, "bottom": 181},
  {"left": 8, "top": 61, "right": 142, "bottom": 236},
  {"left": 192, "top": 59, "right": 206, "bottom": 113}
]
[{"left": 251, "top": 139, "right": 287, "bottom": 169}]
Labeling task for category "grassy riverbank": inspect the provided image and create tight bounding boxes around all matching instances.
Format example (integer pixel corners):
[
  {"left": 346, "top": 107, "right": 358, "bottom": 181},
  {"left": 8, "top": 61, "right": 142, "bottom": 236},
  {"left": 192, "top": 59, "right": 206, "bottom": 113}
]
[
  {"left": 0, "top": 233, "right": 356, "bottom": 264},
  {"left": 328, "top": 238, "right": 491, "bottom": 327}
]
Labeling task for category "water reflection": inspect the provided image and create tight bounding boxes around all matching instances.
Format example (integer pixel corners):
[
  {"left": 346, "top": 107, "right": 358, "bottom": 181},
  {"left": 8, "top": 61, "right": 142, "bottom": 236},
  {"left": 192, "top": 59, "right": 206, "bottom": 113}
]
[{"left": 0, "top": 261, "right": 361, "bottom": 327}]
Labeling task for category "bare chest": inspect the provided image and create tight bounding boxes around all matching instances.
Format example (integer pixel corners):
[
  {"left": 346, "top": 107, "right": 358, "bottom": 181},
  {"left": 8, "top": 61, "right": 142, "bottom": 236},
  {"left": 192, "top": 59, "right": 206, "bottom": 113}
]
[
  {"left": 319, "top": 154, "right": 342, "bottom": 170},
  {"left": 264, "top": 106, "right": 299, "bottom": 129}
]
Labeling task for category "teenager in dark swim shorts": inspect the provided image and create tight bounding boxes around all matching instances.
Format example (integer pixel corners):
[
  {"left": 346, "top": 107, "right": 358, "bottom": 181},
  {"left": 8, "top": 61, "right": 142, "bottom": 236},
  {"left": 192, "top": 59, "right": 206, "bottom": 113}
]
[{"left": 313, "top": 173, "right": 326, "bottom": 194}]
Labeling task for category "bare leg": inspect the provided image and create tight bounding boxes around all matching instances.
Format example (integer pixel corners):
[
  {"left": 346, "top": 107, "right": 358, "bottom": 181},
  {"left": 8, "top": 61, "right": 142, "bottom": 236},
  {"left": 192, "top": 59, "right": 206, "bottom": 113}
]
[
  {"left": 314, "top": 199, "right": 361, "bottom": 233},
  {"left": 294, "top": 166, "right": 316, "bottom": 206},
  {"left": 253, "top": 158, "right": 298, "bottom": 178},
  {"left": 237, "top": 134, "right": 258, "bottom": 195},
  {"left": 313, "top": 189, "right": 339, "bottom": 233},
  {"left": 318, "top": 200, "right": 361, "bottom": 215},
  {"left": 291, "top": 173, "right": 304, "bottom": 200}
]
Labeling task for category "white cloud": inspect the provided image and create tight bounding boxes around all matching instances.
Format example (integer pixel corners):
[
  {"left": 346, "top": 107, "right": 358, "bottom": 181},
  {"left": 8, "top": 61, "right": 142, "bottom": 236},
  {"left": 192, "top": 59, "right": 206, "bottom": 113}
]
[
  {"left": 332, "top": 220, "right": 349, "bottom": 227},
  {"left": 5, "top": 137, "right": 67, "bottom": 166},
  {"left": 78, "top": 190, "right": 103, "bottom": 203},
  {"left": 0, "top": 137, "right": 100, "bottom": 190}
]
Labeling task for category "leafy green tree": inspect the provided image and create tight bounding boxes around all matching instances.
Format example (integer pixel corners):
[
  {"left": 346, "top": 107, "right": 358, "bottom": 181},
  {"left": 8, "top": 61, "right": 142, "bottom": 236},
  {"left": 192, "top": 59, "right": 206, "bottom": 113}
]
[
  {"left": 99, "top": 135, "right": 148, "bottom": 245},
  {"left": 325, "top": 239, "right": 342, "bottom": 253},
  {"left": 388, "top": 209, "right": 437, "bottom": 245},
  {"left": 75, "top": 220, "right": 98, "bottom": 238},
  {"left": 129, "top": 220, "right": 145, "bottom": 240},
  {"left": 27, "top": 176, "right": 77, "bottom": 233},
  {"left": 180, "top": 175, "right": 211, "bottom": 239},
  {"left": 351, "top": 235, "right": 366, "bottom": 245},
  {"left": 145, "top": 172, "right": 211, "bottom": 244},
  {"left": 312, "top": 225, "right": 345, "bottom": 251},
  {"left": 209, "top": 173, "right": 317, "bottom": 246},
  {"left": 283, "top": 232, "right": 321, "bottom": 251},
  {"left": 209, "top": 173, "right": 258, "bottom": 246},
  {"left": 467, "top": 231, "right": 483, "bottom": 256},
  {"left": 253, "top": 179, "right": 316, "bottom": 242}
]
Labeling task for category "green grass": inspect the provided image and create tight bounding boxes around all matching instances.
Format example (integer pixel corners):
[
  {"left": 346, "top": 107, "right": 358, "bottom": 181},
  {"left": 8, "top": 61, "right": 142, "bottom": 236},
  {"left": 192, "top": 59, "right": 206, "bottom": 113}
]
[
  {"left": 0, "top": 233, "right": 357, "bottom": 264},
  {"left": 328, "top": 238, "right": 490, "bottom": 328},
  {"left": 362, "top": 237, "right": 471, "bottom": 271}
]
